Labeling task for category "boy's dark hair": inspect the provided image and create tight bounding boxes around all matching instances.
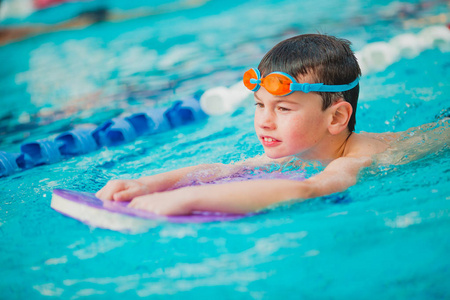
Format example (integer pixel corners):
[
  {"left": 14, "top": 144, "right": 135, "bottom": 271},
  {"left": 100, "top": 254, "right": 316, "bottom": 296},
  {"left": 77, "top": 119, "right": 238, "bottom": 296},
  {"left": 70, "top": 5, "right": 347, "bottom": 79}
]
[{"left": 258, "top": 34, "right": 361, "bottom": 132}]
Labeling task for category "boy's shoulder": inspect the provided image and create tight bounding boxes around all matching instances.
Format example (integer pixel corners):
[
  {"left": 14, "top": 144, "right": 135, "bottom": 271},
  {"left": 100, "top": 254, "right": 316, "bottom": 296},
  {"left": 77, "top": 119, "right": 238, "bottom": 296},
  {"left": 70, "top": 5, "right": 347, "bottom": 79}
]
[{"left": 343, "top": 132, "right": 393, "bottom": 158}]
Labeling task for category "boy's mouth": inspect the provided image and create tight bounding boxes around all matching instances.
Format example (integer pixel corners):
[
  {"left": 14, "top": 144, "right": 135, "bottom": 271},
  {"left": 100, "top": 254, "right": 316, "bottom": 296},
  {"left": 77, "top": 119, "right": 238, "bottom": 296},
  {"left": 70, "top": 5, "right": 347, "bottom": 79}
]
[{"left": 260, "top": 136, "right": 281, "bottom": 147}]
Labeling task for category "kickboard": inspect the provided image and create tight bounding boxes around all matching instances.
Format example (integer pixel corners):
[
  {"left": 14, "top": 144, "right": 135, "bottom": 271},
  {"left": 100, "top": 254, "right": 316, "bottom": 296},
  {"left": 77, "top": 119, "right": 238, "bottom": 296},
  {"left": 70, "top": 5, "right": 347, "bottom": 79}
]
[{"left": 51, "top": 189, "right": 250, "bottom": 232}]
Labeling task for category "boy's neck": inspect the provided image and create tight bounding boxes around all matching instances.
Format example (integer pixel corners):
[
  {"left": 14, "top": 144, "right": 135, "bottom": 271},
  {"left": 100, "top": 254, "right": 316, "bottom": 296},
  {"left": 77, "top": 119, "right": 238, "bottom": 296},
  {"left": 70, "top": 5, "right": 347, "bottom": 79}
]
[{"left": 295, "top": 130, "right": 354, "bottom": 164}]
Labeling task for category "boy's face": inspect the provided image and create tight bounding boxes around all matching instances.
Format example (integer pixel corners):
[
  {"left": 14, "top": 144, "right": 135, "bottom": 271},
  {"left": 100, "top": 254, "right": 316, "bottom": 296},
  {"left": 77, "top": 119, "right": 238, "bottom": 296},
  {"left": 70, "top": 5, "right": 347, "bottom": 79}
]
[{"left": 253, "top": 81, "right": 332, "bottom": 160}]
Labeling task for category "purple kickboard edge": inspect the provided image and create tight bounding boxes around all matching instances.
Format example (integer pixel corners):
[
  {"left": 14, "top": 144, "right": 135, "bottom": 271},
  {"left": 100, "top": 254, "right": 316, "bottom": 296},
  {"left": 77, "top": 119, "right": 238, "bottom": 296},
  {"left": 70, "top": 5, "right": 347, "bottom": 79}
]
[{"left": 52, "top": 189, "right": 252, "bottom": 223}]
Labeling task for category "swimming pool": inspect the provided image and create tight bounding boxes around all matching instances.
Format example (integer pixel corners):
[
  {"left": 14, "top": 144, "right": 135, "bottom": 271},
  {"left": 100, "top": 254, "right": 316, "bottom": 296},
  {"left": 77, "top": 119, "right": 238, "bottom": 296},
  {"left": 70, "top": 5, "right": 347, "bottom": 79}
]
[{"left": 1, "top": 0, "right": 449, "bottom": 298}]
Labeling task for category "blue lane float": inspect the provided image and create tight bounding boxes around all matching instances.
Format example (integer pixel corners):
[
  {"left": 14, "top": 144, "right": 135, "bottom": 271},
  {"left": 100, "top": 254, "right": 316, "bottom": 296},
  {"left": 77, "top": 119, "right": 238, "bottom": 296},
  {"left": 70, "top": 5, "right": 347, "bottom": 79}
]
[
  {"left": 0, "top": 97, "right": 208, "bottom": 177},
  {"left": 0, "top": 151, "right": 22, "bottom": 177},
  {"left": 165, "top": 97, "right": 208, "bottom": 127},
  {"left": 55, "top": 127, "right": 99, "bottom": 156},
  {"left": 126, "top": 107, "right": 172, "bottom": 136},
  {"left": 92, "top": 117, "right": 138, "bottom": 147},
  {"left": 20, "top": 140, "right": 62, "bottom": 168}
]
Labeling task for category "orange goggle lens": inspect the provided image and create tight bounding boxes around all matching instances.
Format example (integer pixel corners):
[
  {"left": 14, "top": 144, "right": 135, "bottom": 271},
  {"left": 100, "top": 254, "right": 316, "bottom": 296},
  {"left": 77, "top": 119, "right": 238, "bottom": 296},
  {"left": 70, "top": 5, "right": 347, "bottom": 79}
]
[
  {"left": 243, "top": 68, "right": 294, "bottom": 96},
  {"left": 262, "top": 73, "right": 293, "bottom": 96},
  {"left": 243, "top": 68, "right": 259, "bottom": 91}
]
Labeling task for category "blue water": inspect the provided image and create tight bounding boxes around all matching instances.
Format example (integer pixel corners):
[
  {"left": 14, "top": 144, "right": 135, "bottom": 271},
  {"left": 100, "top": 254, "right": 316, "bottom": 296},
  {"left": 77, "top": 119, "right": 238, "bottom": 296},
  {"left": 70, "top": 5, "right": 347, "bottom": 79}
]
[{"left": 1, "top": 0, "right": 450, "bottom": 299}]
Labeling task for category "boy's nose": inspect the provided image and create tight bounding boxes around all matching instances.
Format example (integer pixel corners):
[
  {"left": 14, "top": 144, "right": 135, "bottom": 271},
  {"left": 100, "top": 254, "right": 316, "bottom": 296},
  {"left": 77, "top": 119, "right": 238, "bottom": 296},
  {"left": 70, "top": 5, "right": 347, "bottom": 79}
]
[{"left": 256, "top": 110, "right": 276, "bottom": 130}]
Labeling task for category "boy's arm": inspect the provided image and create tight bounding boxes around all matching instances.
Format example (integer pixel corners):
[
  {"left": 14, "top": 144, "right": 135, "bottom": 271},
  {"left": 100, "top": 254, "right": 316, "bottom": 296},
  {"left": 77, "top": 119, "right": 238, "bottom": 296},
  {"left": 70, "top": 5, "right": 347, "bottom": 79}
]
[
  {"left": 128, "top": 156, "right": 373, "bottom": 215},
  {"left": 300, "top": 156, "right": 372, "bottom": 197},
  {"left": 96, "top": 158, "right": 265, "bottom": 201}
]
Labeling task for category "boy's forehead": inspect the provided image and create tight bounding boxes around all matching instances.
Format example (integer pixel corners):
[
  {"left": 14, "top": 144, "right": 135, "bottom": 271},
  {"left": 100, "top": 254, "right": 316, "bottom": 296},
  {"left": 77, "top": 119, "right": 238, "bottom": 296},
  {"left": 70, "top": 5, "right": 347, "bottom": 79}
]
[{"left": 254, "top": 87, "right": 314, "bottom": 104}]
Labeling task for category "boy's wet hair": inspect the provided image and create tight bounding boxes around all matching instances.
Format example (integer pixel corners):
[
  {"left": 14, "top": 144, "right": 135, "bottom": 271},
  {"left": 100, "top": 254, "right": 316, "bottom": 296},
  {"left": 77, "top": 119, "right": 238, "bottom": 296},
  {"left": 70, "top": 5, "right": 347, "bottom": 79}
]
[{"left": 258, "top": 34, "right": 361, "bottom": 132}]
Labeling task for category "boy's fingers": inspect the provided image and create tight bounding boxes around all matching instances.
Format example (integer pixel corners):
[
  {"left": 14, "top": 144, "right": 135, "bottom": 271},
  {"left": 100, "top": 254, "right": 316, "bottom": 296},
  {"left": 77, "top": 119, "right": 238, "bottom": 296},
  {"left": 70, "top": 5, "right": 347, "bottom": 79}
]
[
  {"left": 95, "top": 188, "right": 110, "bottom": 200},
  {"left": 96, "top": 180, "right": 126, "bottom": 200},
  {"left": 113, "top": 188, "right": 140, "bottom": 202},
  {"left": 129, "top": 195, "right": 153, "bottom": 210},
  {"left": 98, "top": 189, "right": 115, "bottom": 201}
]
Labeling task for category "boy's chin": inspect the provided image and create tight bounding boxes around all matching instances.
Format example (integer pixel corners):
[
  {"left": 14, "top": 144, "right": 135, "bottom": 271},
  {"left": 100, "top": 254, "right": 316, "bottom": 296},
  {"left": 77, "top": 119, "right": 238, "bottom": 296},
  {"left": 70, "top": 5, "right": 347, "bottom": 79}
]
[
  {"left": 264, "top": 152, "right": 288, "bottom": 160},
  {"left": 264, "top": 149, "right": 301, "bottom": 160}
]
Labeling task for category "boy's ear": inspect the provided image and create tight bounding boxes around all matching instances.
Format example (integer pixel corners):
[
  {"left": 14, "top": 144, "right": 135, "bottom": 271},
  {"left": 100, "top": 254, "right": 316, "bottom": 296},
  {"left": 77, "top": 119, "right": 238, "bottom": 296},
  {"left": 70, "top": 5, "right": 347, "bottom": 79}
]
[{"left": 328, "top": 99, "right": 352, "bottom": 135}]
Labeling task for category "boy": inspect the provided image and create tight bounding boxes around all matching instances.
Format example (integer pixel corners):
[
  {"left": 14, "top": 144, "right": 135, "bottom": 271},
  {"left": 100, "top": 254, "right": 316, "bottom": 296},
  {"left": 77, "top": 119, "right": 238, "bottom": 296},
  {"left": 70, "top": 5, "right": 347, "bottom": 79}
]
[{"left": 95, "top": 34, "right": 444, "bottom": 215}]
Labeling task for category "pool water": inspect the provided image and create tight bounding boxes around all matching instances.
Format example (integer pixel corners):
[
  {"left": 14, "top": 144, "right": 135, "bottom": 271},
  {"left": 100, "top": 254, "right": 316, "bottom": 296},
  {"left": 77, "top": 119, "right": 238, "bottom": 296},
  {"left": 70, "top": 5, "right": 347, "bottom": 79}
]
[{"left": 1, "top": 0, "right": 450, "bottom": 298}]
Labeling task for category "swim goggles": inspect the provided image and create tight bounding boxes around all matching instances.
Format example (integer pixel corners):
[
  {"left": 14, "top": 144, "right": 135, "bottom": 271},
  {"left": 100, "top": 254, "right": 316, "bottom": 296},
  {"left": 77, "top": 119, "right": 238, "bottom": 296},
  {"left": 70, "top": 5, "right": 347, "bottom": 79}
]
[{"left": 243, "top": 68, "right": 360, "bottom": 96}]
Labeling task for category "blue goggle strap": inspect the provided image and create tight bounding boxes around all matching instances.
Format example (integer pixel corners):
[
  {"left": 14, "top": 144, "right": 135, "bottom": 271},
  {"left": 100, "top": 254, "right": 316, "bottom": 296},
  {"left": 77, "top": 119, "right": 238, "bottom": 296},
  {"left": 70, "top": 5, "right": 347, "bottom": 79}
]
[{"left": 290, "top": 77, "right": 360, "bottom": 93}]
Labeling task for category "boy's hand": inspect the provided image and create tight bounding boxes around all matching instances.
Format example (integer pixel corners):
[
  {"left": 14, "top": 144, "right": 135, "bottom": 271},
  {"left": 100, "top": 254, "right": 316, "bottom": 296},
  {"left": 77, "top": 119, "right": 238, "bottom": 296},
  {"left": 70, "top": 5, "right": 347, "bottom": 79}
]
[{"left": 95, "top": 179, "right": 151, "bottom": 202}]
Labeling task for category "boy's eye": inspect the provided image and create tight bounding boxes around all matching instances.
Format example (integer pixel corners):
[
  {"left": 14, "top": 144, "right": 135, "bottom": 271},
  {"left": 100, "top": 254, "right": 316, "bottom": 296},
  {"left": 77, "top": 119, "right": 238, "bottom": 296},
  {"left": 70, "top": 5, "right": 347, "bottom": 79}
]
[
  {"left": 278, "top": 106, "right": 291, "bottom": 111},
  {"left": 255, "top": 102, "right": 264, "bottom": 108}
]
